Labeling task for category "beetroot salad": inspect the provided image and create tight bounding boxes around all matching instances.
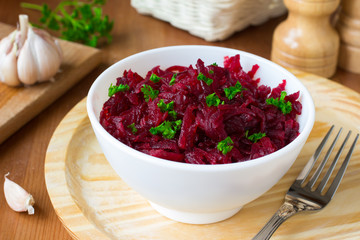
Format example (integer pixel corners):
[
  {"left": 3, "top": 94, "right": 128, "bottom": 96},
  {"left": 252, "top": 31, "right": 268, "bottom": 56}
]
[{"left": 99, "top": 55, "right": 302, "bottom": 164}]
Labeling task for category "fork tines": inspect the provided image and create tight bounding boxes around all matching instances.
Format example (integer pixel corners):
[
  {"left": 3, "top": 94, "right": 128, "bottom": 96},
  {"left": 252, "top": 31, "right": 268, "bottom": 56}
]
[{"left": 296, "top": 125, "right": 359, "bottom": 199}]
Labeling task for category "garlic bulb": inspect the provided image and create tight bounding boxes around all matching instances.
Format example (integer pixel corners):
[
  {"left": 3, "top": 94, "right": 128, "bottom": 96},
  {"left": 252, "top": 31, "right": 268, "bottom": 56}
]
[
  {"left": 4, "top": 173, "right": 35, "bottom": 215},
  {"left": 0, "top": 14, "right": 62, "bottom": 87}
]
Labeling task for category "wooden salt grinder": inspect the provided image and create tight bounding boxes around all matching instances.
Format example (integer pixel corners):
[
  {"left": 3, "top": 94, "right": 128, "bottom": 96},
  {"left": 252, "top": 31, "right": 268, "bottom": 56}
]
[
  {"left": 271, "top": 0, "right": 340, "bottom": 78},
  {"left": 337, "top": 0, "right": 360, "bottom": 74}
]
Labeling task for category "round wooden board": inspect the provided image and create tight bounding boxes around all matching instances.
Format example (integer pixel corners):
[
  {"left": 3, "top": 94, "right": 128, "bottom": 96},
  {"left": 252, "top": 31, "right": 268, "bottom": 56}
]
[{"left": 45, "top": 70, "right": 360, "bottom": 240}]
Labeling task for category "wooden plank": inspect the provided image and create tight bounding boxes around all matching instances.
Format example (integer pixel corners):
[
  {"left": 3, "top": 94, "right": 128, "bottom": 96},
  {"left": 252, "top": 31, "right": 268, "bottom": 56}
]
[
  {"left": 0, "top": 22, "right": 102, "bottom": 144},
  {"left": 45, "top": 70, "right": 360, "bottom": 239}
]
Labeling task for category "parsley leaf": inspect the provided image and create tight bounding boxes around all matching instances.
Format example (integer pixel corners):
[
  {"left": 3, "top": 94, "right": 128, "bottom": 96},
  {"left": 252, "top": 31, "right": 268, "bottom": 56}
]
[
  {"left": 217, "top": 136, "right": 234, "bottom": 155},
  {"left": 169, "top": 73, "right": 177, "bottom": 85},
  {"left": 127, "top": 123, "right": 138, "bottom": 134},
  {"left": 168, "top": 111, "right": 177, "bottom": 119},
  {"left": 245, "top": 131, "right": 266, "bottom": 143},
  {"left": 224, "top": 81, "right": 246, "bottom": 100},
  {"left": 206, "top": 93, "right": 221, "bottom": 107},
  {"left": 266, "top": 91, "right": 292, "bottom": 115},
  {"left": 157, "top": 99, "right": 177, "bottom": 118},
  {"left": 197, "top": 73, "right": 213, "bottom": 85},
  {"left": 141, "top": 85, "right": 159, "bottom": 102},
  {"left": 21, "top": 0, "right": 114, "bottom": 47},
  {"left": 149, "top": 120, "right": 182, "bottom": 139},
  {"left": 149, "top": 73, "right": 161, "bottom": 83},
  {"left": 157, "top": 99, "right": 174, "bottom": 112},
  {"left": 211, "top": 63, "right": 218, "bottom": 66},
  {"left": 108, "top": 83, "right": 129, "bottom": 97}
]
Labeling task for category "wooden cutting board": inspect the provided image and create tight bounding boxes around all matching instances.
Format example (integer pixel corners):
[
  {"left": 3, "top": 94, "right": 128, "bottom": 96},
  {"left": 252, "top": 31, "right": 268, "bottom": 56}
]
[
  {"left": 45, "top": 70, "right": 360, "bottom": 240},
  {"left": 0, "top": 22, "right": 102, "bottom": 144}
]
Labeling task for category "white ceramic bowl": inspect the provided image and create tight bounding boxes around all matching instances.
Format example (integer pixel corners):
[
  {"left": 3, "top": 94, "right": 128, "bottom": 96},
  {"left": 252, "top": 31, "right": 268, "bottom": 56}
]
[{"left": 87, "top": 45, "right": 315, "bottom": 224}]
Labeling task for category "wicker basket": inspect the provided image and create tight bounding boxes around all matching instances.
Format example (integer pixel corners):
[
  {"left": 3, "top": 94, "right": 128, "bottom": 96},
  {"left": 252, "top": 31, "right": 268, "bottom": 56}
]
[{"left": 131, "top": 0, "right": 287, "bottom": 41}]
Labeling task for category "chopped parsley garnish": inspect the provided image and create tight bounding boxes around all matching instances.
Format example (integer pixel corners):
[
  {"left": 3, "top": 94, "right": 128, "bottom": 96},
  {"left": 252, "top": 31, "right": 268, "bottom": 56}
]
[
  {"left": 168, "top": 111, "right": 177, "bottom": 119},
  {"left": 209, "top": 70, "right": 214, "bottom": 74},
  {"left": 169, "top": 73, "right": 177, "bottom": 85},
  {"left": 224, "top": 81, "right": 246, "bottom": 100},
  {"left": 149, "top": 73, "right": 161, "bottom": 83},
  {"left": 217, "top": 136, "right": 234, "bottom": 155},
  {"left": 266, "top": 91, "right": 292, "bottom": 115},
  {"left": 157, "top": 99, "right": 174, "bottom": 112},
  {"left": 245, "top": 130, "right": 266, "bottom": 143},
  {"left": 206, "top": 93, "right": 221, "bottom": 107},
  {"left": 141, "top": 85, "right": 159, "bottom": 102},
  {"left": 149, "top": 120, "right": 182, "bottom": 139},
  {"left": 127, "top": 123, "right": 138, "bottom": 134},
  {"left": 157, "top": 99, "right": 177, "bottom": 118},
  {"left": 197, "top": 73, "right": 213, "bottom": 86},
  {"left": 108, "top": 83, "right": 129, "bottom": 97},
  {"left": 211, "top": 63, "right": 218, "bottom": 66}
]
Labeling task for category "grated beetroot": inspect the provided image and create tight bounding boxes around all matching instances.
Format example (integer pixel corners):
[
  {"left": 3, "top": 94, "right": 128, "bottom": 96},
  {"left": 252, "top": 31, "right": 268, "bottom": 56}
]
[{"left": 100, "top": 55, "right": 302, "bottom": 164}]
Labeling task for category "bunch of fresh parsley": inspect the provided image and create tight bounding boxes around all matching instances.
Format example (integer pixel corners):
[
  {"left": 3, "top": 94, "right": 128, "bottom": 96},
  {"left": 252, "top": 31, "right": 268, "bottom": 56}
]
[{"left": 21, "top": 0, "right": 114, "bottom": 47}]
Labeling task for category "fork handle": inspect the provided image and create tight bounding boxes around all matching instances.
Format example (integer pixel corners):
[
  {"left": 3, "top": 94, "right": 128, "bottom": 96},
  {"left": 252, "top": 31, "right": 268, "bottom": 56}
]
[{"left": 252, "top": 202, "right": 298, "bottom": 240}]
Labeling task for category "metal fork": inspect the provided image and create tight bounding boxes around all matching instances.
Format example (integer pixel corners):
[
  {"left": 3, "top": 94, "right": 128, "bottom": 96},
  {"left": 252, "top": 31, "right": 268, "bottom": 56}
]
[{"left": 253, "top": 125, "right": 359, "bottom": 240}]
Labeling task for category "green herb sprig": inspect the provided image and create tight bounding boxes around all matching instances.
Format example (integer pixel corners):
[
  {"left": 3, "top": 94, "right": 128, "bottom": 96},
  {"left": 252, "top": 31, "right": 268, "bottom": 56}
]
[
  {"left": 21, "top": 0, "right": 114, "bottom": 47},
  {"left": 141, "top": 85, "right": 159, "bottom": 102},
  {"left": 157, "top": 99, "right": 177, "bottom": 119},
  {"left": 169, "top": 73, "right": 177, "bottom": 86},
  {"left": 127, "top": 123, "right": 138, "bottom": 134},
  {"left": 217, "top": 136, "right": 234, "bottom": 155},
  {"left": 224, "top": 81, "right": 246, "bottom": 100},
  {"left": 149, "top": 120, "right": 182, "bottom": 139},
  {"left": 245, "top": 130, "right": 266, "bottom": 143},
  {"left": 197, "top": 73, "right": 213, "bottom": 86},
  {"left": 149, "top": 73, "right": 161, "bottom": 83},
  {"left": 206, "top": 93, "right": 222, "bottom": 107},
  {"left": 266, "top": 91, "right": 292, "bottom": 115},
  {"left": 108, "top": 83, "right": 129, "bottom": 97}
]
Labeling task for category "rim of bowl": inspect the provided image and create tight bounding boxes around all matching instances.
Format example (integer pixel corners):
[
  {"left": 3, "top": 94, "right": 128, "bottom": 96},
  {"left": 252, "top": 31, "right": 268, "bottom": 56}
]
[{"left": 87, "top": 45, "right": 315, "bottom": 172}]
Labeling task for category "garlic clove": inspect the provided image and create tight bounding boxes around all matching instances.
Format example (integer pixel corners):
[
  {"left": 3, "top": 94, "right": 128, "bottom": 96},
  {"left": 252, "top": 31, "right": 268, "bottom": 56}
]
[
  {"left": 0, "top": 47, "right": 21, "bottom": 86},
  {"left": 29, "top": 27, "right": 62, "bottom": 82},
  {"left": 0, "top": 34, "right": 21, "bottom": 86},
  {"left": 0, "top": 31, "right": 16, "bottom": 54},
  {"left": 54, "top": 40, "right": 63, "bottom": 60},
  {"left": 4, "top": 173, "right": 35, "bottom": 215},
  {"left": 17, "top": 34, "right": 38, "bottom": 85}
]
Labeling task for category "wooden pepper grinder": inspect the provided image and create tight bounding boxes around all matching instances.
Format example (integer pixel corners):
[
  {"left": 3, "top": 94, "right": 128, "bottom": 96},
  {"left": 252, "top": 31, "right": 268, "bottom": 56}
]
[
  {"left": 337, "top": 0, "right": 360, "bottom": 74},
  {"left": 271, "top": 0, "right": 340, "bottom": 78}
]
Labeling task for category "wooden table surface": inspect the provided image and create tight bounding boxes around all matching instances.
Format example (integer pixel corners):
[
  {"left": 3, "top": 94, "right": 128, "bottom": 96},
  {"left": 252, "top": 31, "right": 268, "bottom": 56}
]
[{"left": 0, "top": 1, "right": 359, "bottom": 239}]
